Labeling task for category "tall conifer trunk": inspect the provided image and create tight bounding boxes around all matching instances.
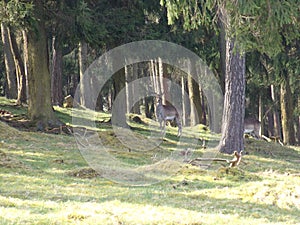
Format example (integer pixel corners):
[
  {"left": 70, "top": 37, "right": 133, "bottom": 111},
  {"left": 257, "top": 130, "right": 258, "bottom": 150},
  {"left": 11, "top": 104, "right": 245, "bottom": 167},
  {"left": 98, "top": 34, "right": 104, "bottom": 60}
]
[
  {"left": 51, "top": 36, "right": 63, "bottom": 106},
  {"left": 280, "top": 75, "right": 296, "bottom": 145},
  {"left": 26, "top": 1, "right": 57, "bottom": 128},
  {"left": 1, "top": 23, "right": 17, "bottom": 99},
  {"left": 218, "top": 38, "right": 246, "bottom": 154},
  {"left": 8, "top": 29, "right": 27, "bottom": 105},
  {"left": 218, "top": 7, "right": 246, "bottom": 154}
]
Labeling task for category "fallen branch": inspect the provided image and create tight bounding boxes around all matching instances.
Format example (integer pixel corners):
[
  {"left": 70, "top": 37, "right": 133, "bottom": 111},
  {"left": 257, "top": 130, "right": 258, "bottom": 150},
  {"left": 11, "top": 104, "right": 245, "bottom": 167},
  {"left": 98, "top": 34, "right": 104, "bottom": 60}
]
[{"left": 188, "top": 151, "right": 242, "bottom": 168}]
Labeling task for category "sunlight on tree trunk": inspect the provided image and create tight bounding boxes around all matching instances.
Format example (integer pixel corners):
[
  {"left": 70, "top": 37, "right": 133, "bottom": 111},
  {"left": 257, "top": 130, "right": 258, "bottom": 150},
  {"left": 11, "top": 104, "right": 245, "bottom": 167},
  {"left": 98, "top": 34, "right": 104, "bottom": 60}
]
[
  {"left": 1, "top": 23, "right": 17, "bottom": 99},
  {"left": 79, "top": 40, "right": 91, "bottom": 108},
  {"left": 51, "top": 36, "right": 63, "bottom": 106},
  {"left": 26, "top": 2, "right": 57, "bottom": 128},
  {"left": 218, "top": 38, "right": 246, "bottom": 154},
  {"left": 8, "top": 28, "right": 26, "bottom": 105},
  {"left": 218, "top": 6, "right": 246, "bottom": 154},
  {"left": 271, "top": 84, "right": 282, "bottom": 139},
  {"left": 280, "top": 76, "right": 296, "bottom": 145}
]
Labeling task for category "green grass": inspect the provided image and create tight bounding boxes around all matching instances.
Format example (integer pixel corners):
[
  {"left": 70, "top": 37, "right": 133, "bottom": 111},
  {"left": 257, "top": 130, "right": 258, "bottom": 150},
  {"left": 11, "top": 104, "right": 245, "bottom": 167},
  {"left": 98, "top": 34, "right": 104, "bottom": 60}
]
[{"left": 0, "top": 97, "right": 300, "bottom": 224}]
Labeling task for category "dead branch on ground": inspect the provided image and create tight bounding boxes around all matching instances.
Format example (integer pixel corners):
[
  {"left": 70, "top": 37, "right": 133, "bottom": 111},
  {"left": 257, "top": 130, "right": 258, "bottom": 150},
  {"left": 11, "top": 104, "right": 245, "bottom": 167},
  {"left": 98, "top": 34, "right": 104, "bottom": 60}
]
[{"left": 188, "top": 151, "right": 243, "bottom": 168}]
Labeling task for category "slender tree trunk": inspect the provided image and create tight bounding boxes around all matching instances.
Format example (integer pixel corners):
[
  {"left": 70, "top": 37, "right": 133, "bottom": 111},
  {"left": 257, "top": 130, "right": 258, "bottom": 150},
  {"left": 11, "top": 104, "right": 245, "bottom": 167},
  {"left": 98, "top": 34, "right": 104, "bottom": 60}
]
[
  {"left": 132, "top": 63, "right": 140, "bottom": 114},
  {"left": 297, "top": 116, "right": 300, "bottom": 144},
  {"left": 271, "top": 84, "right": 282, "bottom": 139},
  {"left": 26, "top": 2, "right": 57, "bottom": 128},
  {"left": 181, "top": 76, "right": 187, "bottom": 126},
  {"left": 79, "top": 40, "right": 93, "bottom": 108},
  {"left": 22, "top": 30, "right": 29, "bottom": 102},
  {"left": 280, "top": 75, "right": 296, "bottom": 145},
  {"left": 218, "top": 38, "right": 246, "bottom": 154},
  {"left": 267, "top": 109, "right": 275, "bottom": 137},
  {"left": 8, "top": 28, "right": 26, "bottom": 105},
  {"left": 112, "top": 68, "right": 127, "bottom": 127},
  {"left": 145, "top": 97, "right": 154, "bottom": 118},
  {"left": 258, "top": 92, "right": 264, "bottom": 136},
  {"left": 150, "top": 60, "right": 160, "bottom": 94},
  {"left": 218, "top": 15, "right": 226, "bottom": 93},
  {"left": 188, "top": 75, "right": 200, "bottom": 126},
  {"left": 70, "top": 73, "right": 78, "bottom": 97},
  {"left": 51, "top": 36, "right": 63, "bottom": 106},
  {"left": 297, "top": 96, "right": 300, "bottom": 144},
  {"left": 125, "top": 64, "right": 132, "bottom": 114},
  {"left": 200, "top": 89, "right": 207, "bottom": 125},
  {"left": 1, "top": 23, "right": 17, "bottom": 99}
]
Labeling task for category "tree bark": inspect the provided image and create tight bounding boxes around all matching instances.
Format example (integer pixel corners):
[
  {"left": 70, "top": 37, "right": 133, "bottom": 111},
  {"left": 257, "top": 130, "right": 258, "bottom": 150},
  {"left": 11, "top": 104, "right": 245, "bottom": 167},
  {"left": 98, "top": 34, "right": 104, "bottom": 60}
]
[
  {"left": 188, "top": 75, "right": 199, "bottom": 126},
  {"left": 297, "top": 96, "right": 300, "bottom": 144},
  {"left": 218, "top": 38, "right": 246, "bottom": 154},
  {"left": 26, "top": 1, "right": 57, "bottom": 128},
  {"left": 218, "top": 14, "right": 226, "bottom": 94},
  {"left": 79, "top": 40, "right": 93, "bottom": 108},
  {"left": 51, "top": 36, "right": 63, "bottom": 106},
  {"left": 270, "top": 84, "right": 282, "bottom": 139},
  {"left": 1, "top": 23, "right": 17, "bottom": 99},
  {"left": 112, "top": 68, "right": 127, "bottom": 127},
  {"left": 258, "top": 92, "right": 264, "bottom": 136},
  {"left": 280, "top": 75, "right": 296, "bottom": 145},
  {"left": 125, "top": 64, "right": 132, "bottom": 114},
  {"left": 132, "top": 63, "right": 141, "bottom": 114},
  {"left": 218, "top": 6, "right": 246, "bottom": 154},
  {"left": 181, "top": 76, "right": 187, "bottom": 126},
  {"left": 8, "top": 28, "right": 27, "bottom": 105}
]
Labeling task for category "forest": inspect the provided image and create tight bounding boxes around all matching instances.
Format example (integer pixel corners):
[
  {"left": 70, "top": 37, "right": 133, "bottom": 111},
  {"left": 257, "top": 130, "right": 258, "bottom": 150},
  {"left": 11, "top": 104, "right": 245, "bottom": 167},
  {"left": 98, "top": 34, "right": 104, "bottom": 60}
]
[
  {"left": 0, "top": 0, "right": 299, "bottom": 146},
  {"left": 0, "top": 1, "right": 300, "bottom": 224}
]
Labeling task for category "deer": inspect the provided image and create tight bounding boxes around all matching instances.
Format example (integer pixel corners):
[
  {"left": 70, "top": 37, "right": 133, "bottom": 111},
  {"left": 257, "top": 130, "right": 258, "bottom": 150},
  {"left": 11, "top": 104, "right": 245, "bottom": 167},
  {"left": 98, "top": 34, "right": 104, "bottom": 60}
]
[
  {"left": 244, "top": 117, "right": 261, "bottom": 138},
  {"left": 156, "top": 95, "right": 182, "bottom": 137}
]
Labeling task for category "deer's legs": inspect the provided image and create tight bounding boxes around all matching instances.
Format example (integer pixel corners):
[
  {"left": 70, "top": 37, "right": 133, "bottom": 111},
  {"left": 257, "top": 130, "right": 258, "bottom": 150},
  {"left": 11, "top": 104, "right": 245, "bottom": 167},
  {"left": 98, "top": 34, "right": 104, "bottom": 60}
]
[
  {"left": 175, "top": 117, "right": 182, "bottom": 137},
  {"left": 159, "top": 120, "right": 165, "bottom": 136}
]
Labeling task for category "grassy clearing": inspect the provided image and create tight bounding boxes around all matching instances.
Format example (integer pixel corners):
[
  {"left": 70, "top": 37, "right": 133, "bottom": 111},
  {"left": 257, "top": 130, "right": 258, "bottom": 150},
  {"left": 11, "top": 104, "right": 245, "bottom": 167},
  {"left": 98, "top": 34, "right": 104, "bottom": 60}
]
[{"left": 0, "top": 97, "right": 300, "bottom": 225}]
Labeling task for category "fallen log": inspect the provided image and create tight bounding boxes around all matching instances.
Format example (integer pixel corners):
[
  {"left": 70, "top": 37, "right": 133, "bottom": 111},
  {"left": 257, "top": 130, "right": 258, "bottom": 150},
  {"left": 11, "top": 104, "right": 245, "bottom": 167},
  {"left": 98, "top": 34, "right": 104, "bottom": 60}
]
[{"left": 188, "top": 151, "right": 242, "bottom": 168}]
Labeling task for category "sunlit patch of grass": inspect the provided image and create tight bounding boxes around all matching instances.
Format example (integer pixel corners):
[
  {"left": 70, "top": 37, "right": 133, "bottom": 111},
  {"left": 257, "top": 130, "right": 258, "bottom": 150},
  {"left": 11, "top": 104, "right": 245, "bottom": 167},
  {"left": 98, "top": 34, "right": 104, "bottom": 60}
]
[
  {"left": 1, "top": 98, "right": 300, "bottom": 224},
  {"left": 0, "top": 97, "right": 27, "bottom": 116}
]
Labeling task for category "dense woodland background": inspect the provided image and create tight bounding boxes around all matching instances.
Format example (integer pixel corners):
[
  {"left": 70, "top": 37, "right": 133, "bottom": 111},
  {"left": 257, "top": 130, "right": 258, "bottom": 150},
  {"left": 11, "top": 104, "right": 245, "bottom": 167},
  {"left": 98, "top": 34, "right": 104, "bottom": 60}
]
[{"left": 0, "top": 0, "right": 299, "bottom": 149}]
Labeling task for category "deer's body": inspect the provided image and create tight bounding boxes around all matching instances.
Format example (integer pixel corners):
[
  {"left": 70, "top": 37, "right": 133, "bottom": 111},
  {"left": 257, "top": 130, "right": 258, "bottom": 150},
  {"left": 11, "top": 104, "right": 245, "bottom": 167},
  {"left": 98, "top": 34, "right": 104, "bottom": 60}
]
[
  {"left": 244, "top": 117, "right": 261, "bottom": 138},
  {"left": 156, "top": 98, "right": 182, "bottom": 137}
]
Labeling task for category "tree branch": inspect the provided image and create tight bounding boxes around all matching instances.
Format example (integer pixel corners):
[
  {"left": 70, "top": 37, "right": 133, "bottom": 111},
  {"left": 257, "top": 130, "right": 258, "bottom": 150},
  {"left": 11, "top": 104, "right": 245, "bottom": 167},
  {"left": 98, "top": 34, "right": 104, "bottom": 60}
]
[{"left": 188, "top": 151, "right": 242, "bottom": 168}]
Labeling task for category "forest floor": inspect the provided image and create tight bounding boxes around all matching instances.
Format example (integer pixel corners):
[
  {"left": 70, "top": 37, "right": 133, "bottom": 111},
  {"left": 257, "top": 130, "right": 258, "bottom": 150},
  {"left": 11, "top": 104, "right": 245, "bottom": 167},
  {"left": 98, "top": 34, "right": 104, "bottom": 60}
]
[{"left": 0, "top": 97, "right": 300, "bottom": 225}]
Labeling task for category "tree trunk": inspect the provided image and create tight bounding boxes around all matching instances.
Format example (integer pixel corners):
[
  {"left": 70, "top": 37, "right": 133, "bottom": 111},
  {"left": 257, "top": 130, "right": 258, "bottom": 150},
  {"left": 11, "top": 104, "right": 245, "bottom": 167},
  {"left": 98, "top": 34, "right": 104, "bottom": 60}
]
[
  {"left": 218, "top": 5, "right": 246, "bottom": 154},
  {"left": 51, "top": 36, "right": 63, "bottom": 106},
  {"left": 280, "top": 75, "right": 296, "bottom": 145},
  {"left": 112, "top": 68, "right": 127, "bottom": 127},
  {"left": 271, "top": 84, "right": 282, "bottom": 139},
  {"left": 258, "top": 92, "right": 264, "bottom": 136},
  {"left": 297, "top": 116, "right": 300, "bottom": 144},
  {"left": 200, "top": 89, "right": 207, "bottom": 125},
  {"left": 145, "top": 96, "right": 154, "bottom": 118},
  {"left": 218, "top": 14, "right": 226, "bottom": 94},
  {"left": 125, "top": 64, "right": 132, "bottom": 114},
  {"left": 218, "top": 38, "right": 246, "bottom": 154},
  {"left": 181, "top": 76, "right": 187, "bottom": 126},
  {"left": 79, "top": 40, "right": 92, "bottom": 108},
  {"left": 26, "top": 2, "right": 57, "bottom": 128},
  {"left": 132, "top": 63, "right": 140, "bottom": 114},
  {"left": 297, "top": 96, "right": 300, "bottom": 144},
  {"left": 8, "top": 28, "right": 26, "bottom": 105},
  {"left": 188, "top": 75, "right": 199, "bottom": 126},
  {"left": 1, "top": 23, "right": 17, "bottom": 99}
]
